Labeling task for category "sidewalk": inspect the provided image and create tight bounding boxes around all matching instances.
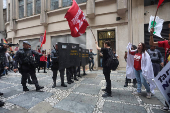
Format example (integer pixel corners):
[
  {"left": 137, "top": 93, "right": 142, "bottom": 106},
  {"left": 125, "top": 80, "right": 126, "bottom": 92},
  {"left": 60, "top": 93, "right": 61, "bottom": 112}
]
[{"left": 0, "top": 69, "right": 167, "bottom": 113}]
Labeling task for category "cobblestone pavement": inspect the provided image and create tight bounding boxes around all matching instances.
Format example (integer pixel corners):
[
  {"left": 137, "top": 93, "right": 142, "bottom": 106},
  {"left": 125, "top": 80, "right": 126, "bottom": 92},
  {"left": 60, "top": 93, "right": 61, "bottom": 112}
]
[{"left": 0, "top": 69, "right": 167, "bottom": 113}]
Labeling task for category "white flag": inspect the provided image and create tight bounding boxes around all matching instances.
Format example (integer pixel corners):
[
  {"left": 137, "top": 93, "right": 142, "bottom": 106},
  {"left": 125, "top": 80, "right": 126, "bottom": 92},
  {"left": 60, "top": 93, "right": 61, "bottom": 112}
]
[{"left": 148, "top": 15, "right": 164, "bottom": 38}]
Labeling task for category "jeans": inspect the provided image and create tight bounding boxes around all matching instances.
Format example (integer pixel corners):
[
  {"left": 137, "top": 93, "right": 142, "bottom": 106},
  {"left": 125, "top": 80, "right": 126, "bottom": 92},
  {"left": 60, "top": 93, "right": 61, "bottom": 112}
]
[
  {"left": 89, "top": 59, "right": 94, "bottom": 70},
  {"left": 134, "top": 69, "right": 150, "bottom": 93},
  {"left": 100, "top": 58, "right": 103, "bottom": 67},
  {"left": 47, "top": 61, "right": 50, "bottom": 69},
  {"left": 152, "top": 63, "right": 160, "bottom": 77}
]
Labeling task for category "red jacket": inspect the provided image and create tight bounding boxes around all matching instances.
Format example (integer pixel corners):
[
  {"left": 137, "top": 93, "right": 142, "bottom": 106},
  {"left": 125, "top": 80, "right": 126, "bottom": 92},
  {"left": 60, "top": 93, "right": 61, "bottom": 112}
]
[{"left": 40, "top": 56, "right": 47, "bottom": 61}]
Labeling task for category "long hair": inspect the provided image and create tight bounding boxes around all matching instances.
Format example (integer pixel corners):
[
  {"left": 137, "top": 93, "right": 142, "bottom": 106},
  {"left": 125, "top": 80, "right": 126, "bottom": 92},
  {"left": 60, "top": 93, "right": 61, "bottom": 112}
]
[{"left": 136, "top": 42, "right": 145, "bottom": 53}]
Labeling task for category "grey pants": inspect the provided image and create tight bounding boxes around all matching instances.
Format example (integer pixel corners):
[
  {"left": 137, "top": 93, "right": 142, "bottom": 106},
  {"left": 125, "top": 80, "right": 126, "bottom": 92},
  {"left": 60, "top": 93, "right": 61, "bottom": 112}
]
[{"left": 152, "top": 63, "right": 161, "bottom": 77}]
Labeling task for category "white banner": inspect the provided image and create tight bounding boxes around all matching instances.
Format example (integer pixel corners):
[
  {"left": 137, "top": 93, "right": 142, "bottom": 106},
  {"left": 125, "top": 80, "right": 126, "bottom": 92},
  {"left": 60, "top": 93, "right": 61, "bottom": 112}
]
[
  {"left": 148, "top": 15, "right": 164, "bottom": 38},
  {"left": 154, "top": 62, "right": 170, "bottom": 107}
]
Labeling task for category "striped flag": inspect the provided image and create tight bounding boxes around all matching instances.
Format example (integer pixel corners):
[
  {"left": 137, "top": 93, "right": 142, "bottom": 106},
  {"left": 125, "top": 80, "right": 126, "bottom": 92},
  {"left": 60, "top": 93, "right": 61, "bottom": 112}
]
[{"left": 3, "top": 39, "right": 12, "bottom": 51}]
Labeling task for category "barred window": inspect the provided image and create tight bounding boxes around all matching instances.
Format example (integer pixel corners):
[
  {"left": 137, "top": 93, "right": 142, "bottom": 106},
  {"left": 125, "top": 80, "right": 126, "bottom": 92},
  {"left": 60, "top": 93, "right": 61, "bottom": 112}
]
[
  {"left": 76, "top": 0, "right": 87, "bottom": 4},
  {"left": 35, "top": 0, "right": 41, "bottom": 14},
  {"left": 27, "top": 0, "right": 33, "bottom": 17},
  {"left": 62, "top": 0, "right": 72, "bottom": 7},
  {"left": 19, "top": 0, "right": 24, "bottom": 19},
  {"left": 51, "top": 0, "right": 59, "bottom": 10}
]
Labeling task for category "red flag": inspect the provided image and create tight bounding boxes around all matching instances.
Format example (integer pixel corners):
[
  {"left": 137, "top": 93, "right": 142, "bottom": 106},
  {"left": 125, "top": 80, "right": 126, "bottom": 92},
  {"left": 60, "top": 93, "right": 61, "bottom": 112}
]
[
  {"left": 157, "top": 0, "right": 164, "bottom": 9},
  {"left": 41, "top": 30, "right": 46, "bottom": 47},
  {"left": 65, "top": 0, "right": 89, "bottom": 37}
]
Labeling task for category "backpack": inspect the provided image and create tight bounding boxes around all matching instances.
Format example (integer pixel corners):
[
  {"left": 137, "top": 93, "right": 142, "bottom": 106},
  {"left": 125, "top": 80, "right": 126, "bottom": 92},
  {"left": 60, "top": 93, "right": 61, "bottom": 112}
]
[{"left": 106, "top": 49, "right": 119, "bottom": 70}]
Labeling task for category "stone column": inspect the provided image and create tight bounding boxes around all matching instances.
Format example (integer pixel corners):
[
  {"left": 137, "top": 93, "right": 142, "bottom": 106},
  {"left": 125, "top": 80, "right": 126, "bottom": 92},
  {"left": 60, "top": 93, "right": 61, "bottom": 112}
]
[
  {"left": 33, "top": 0, "right": 35, "bottom": 15},
  {"left": 40, "top": 0, "right": 48, "bottom": 26},
  {"left": 0, "top": 0, "right": 4, "bottom": 31},
  {"left": 59, "top": 0, "right": 62, "bottom": 8},
  {"left": 10, "top": 0, "right": 17, "bottom": 31},
  {"left": 86, "top": 0, "right": 95, "bottom": 18},
  {"left": 15, "top": 0, "right": 19, "bottom": 19},
  {"left": 24, "top": 0, "right": 27, "bottom": 17},
  {"left": 131, "top": 0, "right": 144, "bottom": 45}
]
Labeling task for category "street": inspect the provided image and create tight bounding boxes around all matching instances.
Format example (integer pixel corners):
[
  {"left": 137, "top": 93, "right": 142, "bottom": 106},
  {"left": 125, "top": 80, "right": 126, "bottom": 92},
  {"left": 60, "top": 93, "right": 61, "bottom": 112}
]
[{"left": 0, "top": 69, "right": 167, "bottom": 113}]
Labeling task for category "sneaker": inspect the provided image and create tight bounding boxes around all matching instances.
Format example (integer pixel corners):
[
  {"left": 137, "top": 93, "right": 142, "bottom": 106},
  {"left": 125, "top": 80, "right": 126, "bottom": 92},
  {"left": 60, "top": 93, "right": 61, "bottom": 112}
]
[
  {"left": 146, "top": 93, "right": 151, "bottom": 99},
  {"left": 132, "top": 91, "right": 141, "bottom": 95}
]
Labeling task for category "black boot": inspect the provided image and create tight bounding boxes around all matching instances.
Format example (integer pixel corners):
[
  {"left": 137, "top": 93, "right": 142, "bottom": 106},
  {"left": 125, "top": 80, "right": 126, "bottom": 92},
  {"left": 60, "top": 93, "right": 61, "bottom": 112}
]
[
  {"left": 35, "top": 83, "right": 44, "bottom": 91},
  {"left": 74, "top": 77, "right": 79, "bottom": 81},
  {"left": 0, "top": 100, "right": 5, "bottom": 107},
  {"left": 61, "top": 83, "right": 67, "bottom": 87},
  {"left": 0, "top": 92, "right": 3, "bottom": 96},
  {"left": 124, "top": 83, "right": 128, "bottom": 87},
  {"left": 83, "top": 73, "right": 87, "bottom": 75},
  {"left": 52, "top": 80, "right": 56, "bottom": 88},
  {"left": 23, "top": 86, "right": 29, "bottom": 91}
]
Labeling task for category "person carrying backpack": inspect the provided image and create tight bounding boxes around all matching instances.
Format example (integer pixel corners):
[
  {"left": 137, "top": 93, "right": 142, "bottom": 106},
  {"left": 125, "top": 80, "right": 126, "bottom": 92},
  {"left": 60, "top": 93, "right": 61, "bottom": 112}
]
[{"left": 95, "top": 41, "right": 112, "bottom": 97}]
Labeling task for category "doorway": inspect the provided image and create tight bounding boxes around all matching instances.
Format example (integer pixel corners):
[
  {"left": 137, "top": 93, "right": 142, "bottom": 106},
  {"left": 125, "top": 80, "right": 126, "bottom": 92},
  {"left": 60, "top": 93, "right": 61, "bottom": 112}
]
[{"left": 98, "top": 30, "right": 116, "bottom": 67}]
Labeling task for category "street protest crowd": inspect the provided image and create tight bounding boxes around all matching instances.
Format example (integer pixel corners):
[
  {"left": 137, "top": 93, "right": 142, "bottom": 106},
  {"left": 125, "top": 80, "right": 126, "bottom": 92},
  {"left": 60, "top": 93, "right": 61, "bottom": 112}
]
[{"left": 0, "top": 0, "right": 170, "bottom": 112}]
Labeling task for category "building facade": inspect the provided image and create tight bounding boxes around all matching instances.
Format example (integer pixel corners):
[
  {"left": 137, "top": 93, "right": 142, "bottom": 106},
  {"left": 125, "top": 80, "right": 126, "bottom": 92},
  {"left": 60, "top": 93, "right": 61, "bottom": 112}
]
[{"left": 5, "top": 0, "right": 170, "bottom": 69}]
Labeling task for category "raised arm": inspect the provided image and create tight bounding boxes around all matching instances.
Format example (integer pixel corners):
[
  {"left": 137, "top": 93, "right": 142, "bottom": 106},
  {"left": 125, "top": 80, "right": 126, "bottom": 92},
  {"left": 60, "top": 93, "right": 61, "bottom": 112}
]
[
  {"left": 95, "top": 42, "right": 101, "bottom": 51},
  {"left": 149, "top": 28, "right": 158, "bottom": 46}
]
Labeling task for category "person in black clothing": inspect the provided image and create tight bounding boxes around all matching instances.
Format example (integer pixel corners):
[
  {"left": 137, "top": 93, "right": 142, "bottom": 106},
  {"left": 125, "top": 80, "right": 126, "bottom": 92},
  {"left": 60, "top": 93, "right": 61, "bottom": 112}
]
[
  {"left": 51, "top": 43, "right": 67, "bottom": 88},
  {"left": 89, "top": 49, "right": 97, "bottom": 71},
  {"left": 13, "top": 41, "right": 44, "bottom": 91},
  {"left": 0, "top": 44, "right": 9, "bottom": 107},
  {"left": 47, "top": 52, "right": 51, "bottom": 69},
  {"left": 96, "top": 41, "right": 112, "bottom": 97}
]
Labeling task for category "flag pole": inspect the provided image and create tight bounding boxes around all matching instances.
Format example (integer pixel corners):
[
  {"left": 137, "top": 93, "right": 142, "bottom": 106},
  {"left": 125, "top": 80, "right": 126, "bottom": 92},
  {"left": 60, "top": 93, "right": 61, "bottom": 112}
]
[
  {"left": 153, "top": 8, "right": 159, "bottom": 28},
  {"left": 89, "top": 26, "right": 96, "bottom": 42}
]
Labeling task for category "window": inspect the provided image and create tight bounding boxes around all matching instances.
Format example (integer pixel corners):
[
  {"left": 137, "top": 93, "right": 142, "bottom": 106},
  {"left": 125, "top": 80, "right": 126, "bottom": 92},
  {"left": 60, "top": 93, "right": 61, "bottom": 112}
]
[
  {"left": 144, "top": 0, "right": 170, "bottom": 6},
  {"left": 35, "top": 0, "right": 41, "bottom": 14},
  {"left": 51, "top": 0, "right": 59, "bottom": 10},
  {"left": 8, "top": 4, "right": 10, "bottom": 21},
  {"left": 62, "top": 0, "right": 72, "bottom": 7},
  {"left": 19, "top": 0, "right": 24, "bottom": 19},
  {"left": 27, "top": 0, "right": 33, "bottom": 17},
  {"left": 76, "top": 0, "right": 87, "bottom": 4}
]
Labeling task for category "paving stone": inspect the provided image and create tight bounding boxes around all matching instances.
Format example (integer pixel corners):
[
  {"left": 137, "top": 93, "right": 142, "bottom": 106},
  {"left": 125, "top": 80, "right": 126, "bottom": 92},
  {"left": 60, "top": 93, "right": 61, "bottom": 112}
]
[
  {"left": 139, "top": 92, "right": 164, "bottom": 106},
  {"left": 73, "top": 84, "right": 100, "bottom": 95},
  {"left": 7, "top": 91, "right": 53, "bottom": 109},
  {"left": 48, "top": 108, "right": 73, "bottom": 113},
  {"left": 103, "top": 101, "right": 146, "bottom": 113},
  {"left": 83, "top": 73, "right": 97, "bottom": 78},
  {"left": 54, "top": 94, "right": 97, "bottom": 113},
  {"left": 111, "top": 81, "right": 126, "bottom": 89},
  {"left": 0, "top": 85, "right": 23, "bottom": 98},
  {"left": 81, "top": 78, "right": 101, "bottom": 85},
  {"left": 0, "top": 82, "right": 13, "bottom": 89},
  {"left": 110, "top": 75, "right": 125, "bottom": 81},
  {"left": 5, "top": 107, "right": 28, "bottom": 113},
  {"left": 105, "top": 89, "right": 139, "bottom": 105},
  {"left": 1, "top": 77, "right": 21, "bottom": 84},
  {"left": 28, "top": 102, "right": 53, "bottom": 113},
  {"left": 38, "top": 79, "right": 53, "bottom": 87},
  {"left": 0, "top": 108, "right": 9, "bottom": 113}
]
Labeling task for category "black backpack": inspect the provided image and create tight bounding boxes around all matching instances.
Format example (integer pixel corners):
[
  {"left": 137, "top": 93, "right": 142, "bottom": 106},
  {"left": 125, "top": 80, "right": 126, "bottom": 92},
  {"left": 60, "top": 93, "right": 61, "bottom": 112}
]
[{"left": 106, "top": 49, "right": 119, "bottom": 70}]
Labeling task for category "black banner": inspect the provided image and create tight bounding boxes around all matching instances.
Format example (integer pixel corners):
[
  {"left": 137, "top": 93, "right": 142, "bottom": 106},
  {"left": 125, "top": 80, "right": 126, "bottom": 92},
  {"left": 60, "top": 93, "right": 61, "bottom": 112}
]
[
  {"left": 68, "top": 43, "right": 80, "bottom": 67},
  {"left": 58, "top": 42, "right": 70, "bottom": 70}
]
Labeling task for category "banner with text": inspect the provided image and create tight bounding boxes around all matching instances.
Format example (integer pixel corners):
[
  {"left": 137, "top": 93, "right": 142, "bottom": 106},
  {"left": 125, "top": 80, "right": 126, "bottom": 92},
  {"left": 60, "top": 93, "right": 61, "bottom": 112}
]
[{"left": 155, "top": 62, "right": 170, "bottom": 106}]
